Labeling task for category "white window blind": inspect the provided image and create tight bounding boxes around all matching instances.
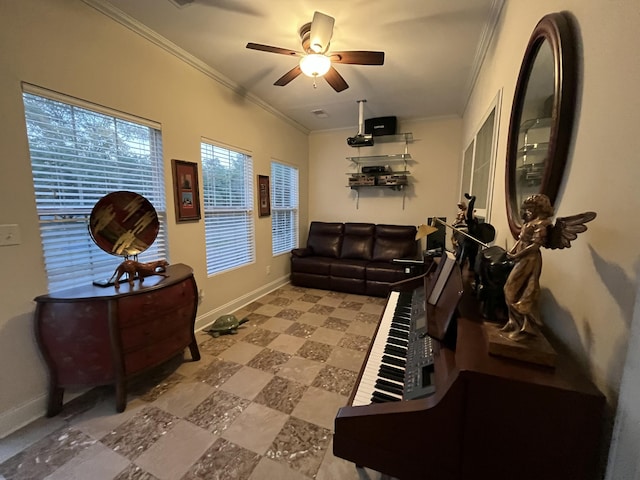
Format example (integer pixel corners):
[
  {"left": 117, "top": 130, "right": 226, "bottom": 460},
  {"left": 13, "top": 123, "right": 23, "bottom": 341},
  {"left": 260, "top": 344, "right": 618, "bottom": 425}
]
[
  {"left": 22, "top": 91, "right": 167, "bottom": 292},
  {"left": 201, "top": 142, "right": 255, "bottom": 275},
  {"left": 271, "top": 161, "right": 299, "bottom": 255}
]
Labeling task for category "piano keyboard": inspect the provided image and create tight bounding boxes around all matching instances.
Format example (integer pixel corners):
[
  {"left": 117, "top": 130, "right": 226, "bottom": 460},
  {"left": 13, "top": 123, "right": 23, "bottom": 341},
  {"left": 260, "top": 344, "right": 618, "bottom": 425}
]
[{"left": 352, "top": 289, "right": 436, "bottom": 406}]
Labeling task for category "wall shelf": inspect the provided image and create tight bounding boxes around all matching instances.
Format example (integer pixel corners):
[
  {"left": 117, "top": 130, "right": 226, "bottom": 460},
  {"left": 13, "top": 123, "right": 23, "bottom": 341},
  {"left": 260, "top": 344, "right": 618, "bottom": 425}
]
[{"left": 346, "top": 132, "right": 414, "bottom": 209}]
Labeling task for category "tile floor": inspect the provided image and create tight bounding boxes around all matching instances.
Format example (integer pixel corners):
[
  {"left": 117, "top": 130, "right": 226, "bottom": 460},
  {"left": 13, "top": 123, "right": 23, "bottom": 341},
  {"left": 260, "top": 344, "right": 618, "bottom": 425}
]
[{"left": 0, "top": 284, "right": 393, "bottom": 480}]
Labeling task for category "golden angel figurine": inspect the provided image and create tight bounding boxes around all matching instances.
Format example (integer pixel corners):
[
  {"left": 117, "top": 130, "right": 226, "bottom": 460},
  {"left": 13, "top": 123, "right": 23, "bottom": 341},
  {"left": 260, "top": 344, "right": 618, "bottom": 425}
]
[{"left": 501, "top": 194, "right": 596, "bottom": 341}]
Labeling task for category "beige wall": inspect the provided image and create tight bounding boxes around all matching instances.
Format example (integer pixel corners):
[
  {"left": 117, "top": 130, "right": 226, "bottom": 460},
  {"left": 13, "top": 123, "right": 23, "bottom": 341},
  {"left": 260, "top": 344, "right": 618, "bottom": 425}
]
[
  {"left": 308, "top": 117, "right": 463, "bottom": 238},
  {"left": 463, "top": 1, "right": 640, "bottom": 476},
  {"left": 0, "top": 0, "right": 308, "bottom": 435},
  {"left": 2, "top": 0, "right": 640, "bottom": 475}
]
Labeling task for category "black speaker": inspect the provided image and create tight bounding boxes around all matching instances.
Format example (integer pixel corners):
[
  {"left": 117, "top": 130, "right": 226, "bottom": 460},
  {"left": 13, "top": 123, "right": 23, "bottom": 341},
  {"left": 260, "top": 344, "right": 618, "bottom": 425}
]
[
  {"left": 364, "top": 116, "right": 397, "bottom": 136},
  {"left": 426, "top": 217, "right": 446, "bottom": 252}
]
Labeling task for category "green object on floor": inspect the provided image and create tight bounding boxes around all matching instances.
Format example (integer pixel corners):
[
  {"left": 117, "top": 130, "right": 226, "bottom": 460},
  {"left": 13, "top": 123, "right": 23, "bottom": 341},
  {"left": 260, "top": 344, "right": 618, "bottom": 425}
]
[{"left": 207, "top": 314, "right": 249, "bottom": 337}]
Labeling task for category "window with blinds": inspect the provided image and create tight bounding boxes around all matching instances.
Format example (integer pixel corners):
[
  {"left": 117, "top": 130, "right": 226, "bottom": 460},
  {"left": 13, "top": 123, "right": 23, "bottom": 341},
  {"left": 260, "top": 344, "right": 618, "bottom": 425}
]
[
  {"left": 22, "top": 89, "right": 167, "bottom": 292},
  {"left": 201, "top": 141, "right": 255, "bottom": 275},
  {"left": 271, "top": 161, "right": 299, "bottom": 255}
]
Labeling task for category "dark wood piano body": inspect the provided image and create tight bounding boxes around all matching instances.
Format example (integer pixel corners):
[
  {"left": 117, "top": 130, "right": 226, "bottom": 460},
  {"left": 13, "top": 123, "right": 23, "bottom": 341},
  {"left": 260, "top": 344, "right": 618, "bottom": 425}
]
[{"left": 334, "top": 270, "right": 604, "bottom": 480}]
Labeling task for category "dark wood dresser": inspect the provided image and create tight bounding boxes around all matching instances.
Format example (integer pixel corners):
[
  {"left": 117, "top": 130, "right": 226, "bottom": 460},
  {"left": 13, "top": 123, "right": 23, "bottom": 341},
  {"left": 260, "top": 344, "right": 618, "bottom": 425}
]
[{"left": 34, "top": 263, "right": 200, "bottom": 415}]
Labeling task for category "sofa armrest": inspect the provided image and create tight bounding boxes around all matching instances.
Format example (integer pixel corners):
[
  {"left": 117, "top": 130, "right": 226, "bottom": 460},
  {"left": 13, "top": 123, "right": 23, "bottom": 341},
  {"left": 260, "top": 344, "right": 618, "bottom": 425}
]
[
  {"left": 391, "top": 258, "right": 424, "bottom": 266},
  {"left": 291, "top": 247, "right": 314, "bottom": 258}
]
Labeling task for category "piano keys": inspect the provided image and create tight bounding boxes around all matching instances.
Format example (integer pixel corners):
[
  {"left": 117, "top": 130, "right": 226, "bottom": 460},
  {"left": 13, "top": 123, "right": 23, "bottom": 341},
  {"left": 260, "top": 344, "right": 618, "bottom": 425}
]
[
  {"left": 352, "top": 289, "right": 436, "bottom": 407},
  {"left": 334, "top": 265, "right": 605, "bottom": 480}
]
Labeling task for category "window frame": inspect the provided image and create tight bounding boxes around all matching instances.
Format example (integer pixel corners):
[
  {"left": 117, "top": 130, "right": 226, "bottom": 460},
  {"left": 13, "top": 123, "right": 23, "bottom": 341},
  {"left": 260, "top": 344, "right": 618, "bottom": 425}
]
[
  {"left": 270, "top": 160, "right": 299, "bottom": 256},
  {"left": 22, "top": 85, "right": 168, "bottom": 292},
  {"left": 200, "top": 139, "right": 255, "bottom": 276},
  {"left": 459, "top": 90, "right": 502, "bottom": 221}
]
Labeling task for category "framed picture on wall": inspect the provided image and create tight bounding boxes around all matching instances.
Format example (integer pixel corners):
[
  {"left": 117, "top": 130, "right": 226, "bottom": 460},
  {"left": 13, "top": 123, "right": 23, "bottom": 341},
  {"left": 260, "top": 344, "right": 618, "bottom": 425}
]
[
  {"left": 258, "top": 175, "right": 271, "bottom": 217},
  {"left": 172, "top": 159, "right": 201, "bottom": 222}
]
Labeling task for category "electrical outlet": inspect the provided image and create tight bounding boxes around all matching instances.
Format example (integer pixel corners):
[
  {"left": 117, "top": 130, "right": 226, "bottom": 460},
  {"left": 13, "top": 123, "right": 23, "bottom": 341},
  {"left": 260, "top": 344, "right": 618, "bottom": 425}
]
[
  {"left": 266, "top": 265, "right": 271, "bottom": 275},
  {"left": 0, "top": 224, "right": 21, "bottom": 246}
]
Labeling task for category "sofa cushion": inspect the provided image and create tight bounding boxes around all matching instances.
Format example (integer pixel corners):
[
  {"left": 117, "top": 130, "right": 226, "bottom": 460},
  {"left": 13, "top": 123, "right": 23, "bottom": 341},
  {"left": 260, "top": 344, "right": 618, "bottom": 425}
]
[
  {"left": 366, "top": 261, "right": 407, "bottom": 282},
  {"left": 340, "top": 223, "right": 375, "bottom": 260},
  {"left": 291, "top": 256, "right": 333, "bottom": 275},
  {"left": 331, "top": 259, "right": 368, "bottom": 279},
  {"left": 307, "top": 222, "right": 344, "bottom": 258},
  {"left": 372, "top": 224, "right": 418, "bottom": 262}
]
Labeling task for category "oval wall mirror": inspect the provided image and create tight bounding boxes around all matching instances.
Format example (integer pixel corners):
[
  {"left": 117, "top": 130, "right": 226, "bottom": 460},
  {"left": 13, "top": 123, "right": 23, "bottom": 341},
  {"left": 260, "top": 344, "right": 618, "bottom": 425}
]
[{"left": 505, "top": 12, "right": 577, "bottom": 238}]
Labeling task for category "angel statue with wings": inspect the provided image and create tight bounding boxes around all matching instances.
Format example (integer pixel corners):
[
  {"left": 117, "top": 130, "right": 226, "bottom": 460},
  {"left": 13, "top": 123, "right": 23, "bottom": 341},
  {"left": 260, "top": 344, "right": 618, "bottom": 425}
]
[{"left": 500, "top": 193, "right": 596, "bottom": 341}]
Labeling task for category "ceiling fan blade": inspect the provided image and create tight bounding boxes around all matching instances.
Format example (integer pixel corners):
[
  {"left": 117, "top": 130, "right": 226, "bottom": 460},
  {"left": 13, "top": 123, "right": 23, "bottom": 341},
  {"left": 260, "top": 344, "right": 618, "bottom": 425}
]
[
  {"left": 330, "top": 51, "right": 385, "bottom": 65},
  {"left": 324, "top": 66, "right": 349, "bottom": 92},
  {"left": 310, "top": 11, "right": 335, "bottom": 53},
  {"left": 246, "top": 42, "right": 301, "bottom": 57},
  {"left": 274, "top": 65, "right": 302, "bottom": 86}
]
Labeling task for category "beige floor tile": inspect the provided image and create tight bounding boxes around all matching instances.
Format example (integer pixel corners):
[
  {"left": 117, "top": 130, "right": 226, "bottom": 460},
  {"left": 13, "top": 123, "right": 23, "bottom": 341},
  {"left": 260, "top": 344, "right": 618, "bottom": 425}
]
[
  {"left": 360, "top": 302, "right": 385, "bottom": 315},
  {"left": 174, "top": 352, "right": 215, "bottom": 378},
  {"left": 261, "top": 316, "right": 295, "bottom": 333},
  {"left": 297, "top": 311, "right": 328, "bottom": 327},
  {"left": 346, "top": 320, "right": 377, "bottom": 337},
  {"left": 222, "top": 403, "right": 289, "bottom": 455},
  {"left": 248, "top": 457, "right": 309, "bottom": 480},
  {"left": 218, "top": 341, "right": 264, "bottom": 364},
  {"left": 317, "top": 296, "right": 344, "bottom": 307},
  {"left": 330, "top": 308, "right": 360, "bottom": 321},
  {"left": 220, "top": 366, "right": 274, "bottom": 400},
  {"left": 309, "top": 326, "right": 345, "bottom": 346},
  {"left": 0, "top": 416, "right": 66, "bottom": 463},
  {"left": 254, "top": 303, "right": 284, "bottom": 316},
  {"left": 134, "top": 419, "right": 216, "bottom": 480},
  {"left": 44, "top": 443, "right": 130, "bottom": 480},
  {"left": 287, "top": 300, "right": 317, "bottom": 312},
  {"left": 70, "top": 397, "right": 147, "bottom": 441},
  {"left": 267, "top": 333, "right": 306, "bottom": 354},
  {"left": 151, "top": 381, "right": 215, "bottom": 418},
  {"left": 317, "top": 441, "right": 386, "bottom": 480},
  {"left": 326, "top": 346, "right": 367, "bottom": 372},
  {"left": 277, "top": 356, "right": 324, "bottom": 385},
  {"left": 291, "top": 386, "right": 348, "bottom": 431}
]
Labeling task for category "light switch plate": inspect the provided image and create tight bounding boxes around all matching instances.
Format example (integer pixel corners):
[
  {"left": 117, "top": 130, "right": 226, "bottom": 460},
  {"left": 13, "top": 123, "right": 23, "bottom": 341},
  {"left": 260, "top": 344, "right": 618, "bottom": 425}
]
[{"left": 0, "top": 224, "right": 21, "bottom": 246}]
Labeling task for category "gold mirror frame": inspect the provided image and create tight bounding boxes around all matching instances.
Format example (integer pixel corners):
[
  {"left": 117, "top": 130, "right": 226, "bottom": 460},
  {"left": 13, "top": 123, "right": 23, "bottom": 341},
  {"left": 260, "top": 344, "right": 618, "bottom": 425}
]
[{"left": 505, "top": 12, "right": 577, "bottom": 238}]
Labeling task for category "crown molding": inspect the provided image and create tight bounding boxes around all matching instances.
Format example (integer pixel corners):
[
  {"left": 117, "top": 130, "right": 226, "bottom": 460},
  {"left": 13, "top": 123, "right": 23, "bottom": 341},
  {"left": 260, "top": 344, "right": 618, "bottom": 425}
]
[{"left": 81, "top": 0, "right": 309, "bottom": 135}]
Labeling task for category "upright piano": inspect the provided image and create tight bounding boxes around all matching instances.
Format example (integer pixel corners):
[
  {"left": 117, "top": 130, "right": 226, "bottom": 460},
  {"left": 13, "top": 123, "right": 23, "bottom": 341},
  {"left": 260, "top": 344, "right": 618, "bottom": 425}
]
[{"left": 334, "top": 262, "right": 605, "bottom": 480}]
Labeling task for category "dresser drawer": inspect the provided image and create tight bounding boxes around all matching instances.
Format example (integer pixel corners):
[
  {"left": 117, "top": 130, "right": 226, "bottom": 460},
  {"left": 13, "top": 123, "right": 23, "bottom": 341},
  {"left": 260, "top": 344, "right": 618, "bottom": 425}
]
[
  {"left": 118, "top": 278, "right": 195, "bottom": 326},
  {"left": 119, "top": 304, "right": 193, "bottom": 352},
  {"left": 124, "top": 328, "right": 192, "bottom": 375}
]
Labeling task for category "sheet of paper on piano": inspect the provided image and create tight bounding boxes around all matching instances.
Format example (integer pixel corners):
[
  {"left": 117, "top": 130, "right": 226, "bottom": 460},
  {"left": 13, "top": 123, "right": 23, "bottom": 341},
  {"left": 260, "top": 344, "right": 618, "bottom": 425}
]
[{"left": 427, "top": 250, "right": 456, "bottom": 305}]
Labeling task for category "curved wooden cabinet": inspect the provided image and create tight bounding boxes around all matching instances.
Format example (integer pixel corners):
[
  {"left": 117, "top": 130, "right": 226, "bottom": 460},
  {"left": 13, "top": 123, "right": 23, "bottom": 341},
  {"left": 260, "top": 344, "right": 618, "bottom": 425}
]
[{"left": 35, "top": 263, "right": 200, "bottom": 415}]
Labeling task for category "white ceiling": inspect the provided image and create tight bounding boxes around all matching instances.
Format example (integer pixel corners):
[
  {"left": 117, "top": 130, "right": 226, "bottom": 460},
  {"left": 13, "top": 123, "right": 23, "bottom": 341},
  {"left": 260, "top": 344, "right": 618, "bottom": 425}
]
[{"left": 85, "top": 0, "right": 504, "bottom": 132}]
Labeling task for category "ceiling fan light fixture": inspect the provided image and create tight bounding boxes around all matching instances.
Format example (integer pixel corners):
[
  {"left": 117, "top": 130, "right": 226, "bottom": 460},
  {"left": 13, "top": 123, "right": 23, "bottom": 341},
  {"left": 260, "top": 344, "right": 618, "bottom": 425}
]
[{"left": 299, "top": 54, "right": 331, "bottom": 78}]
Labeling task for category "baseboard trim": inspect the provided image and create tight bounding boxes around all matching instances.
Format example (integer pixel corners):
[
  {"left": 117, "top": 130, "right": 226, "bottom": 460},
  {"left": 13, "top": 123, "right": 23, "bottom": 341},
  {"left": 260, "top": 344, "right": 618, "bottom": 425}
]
[
  {"left": 194, "top": 275, "right": 290, "bottom": 332},
  {"left": 1, "top": 277, "right": 290, "bottom": 439}
]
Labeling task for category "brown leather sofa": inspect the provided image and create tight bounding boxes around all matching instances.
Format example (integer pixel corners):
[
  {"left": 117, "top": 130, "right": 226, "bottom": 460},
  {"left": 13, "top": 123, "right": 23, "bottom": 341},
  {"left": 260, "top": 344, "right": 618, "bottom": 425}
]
[{"left": 290, "top": 221, "right": 422, "bottom": 297}]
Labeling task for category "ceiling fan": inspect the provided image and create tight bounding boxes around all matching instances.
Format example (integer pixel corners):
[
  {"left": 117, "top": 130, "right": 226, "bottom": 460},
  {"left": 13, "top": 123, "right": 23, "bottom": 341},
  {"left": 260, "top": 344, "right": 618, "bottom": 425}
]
[{"left": 246, "top": 11, "right": 385, "bottom": 92}]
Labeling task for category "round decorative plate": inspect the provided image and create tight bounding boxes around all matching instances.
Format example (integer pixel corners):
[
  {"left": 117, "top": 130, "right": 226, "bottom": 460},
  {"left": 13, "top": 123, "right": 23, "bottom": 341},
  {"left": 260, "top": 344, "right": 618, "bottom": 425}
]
[{"left": 89, "top": 191, "right": 159, "bottom": 257}]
